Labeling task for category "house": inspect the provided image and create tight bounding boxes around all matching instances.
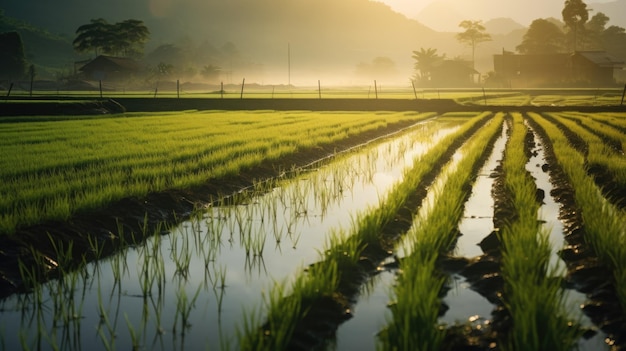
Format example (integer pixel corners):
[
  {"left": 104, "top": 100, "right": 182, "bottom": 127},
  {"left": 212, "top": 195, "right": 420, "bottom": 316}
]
[
  {"left": 571, "top": 51, "right": 624, "bottom": 86},
  {"left": 429, "top": 60, "right": 479, "bottom": 87},
  {"left": 78, "top": 55, "right": 141, "bottom": 81},
  {"left": 493, "top": 51, "right": 624, "bottom": 88}
]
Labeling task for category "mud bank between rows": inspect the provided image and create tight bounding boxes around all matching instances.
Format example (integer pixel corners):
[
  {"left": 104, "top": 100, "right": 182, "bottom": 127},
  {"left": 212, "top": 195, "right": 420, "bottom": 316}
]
[{"left": 2, "top": 97, "right": 626, "bottom": 117}]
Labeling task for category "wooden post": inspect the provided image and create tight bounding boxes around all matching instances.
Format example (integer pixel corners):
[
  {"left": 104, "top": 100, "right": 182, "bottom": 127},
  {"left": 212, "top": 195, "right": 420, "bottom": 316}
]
[
  {"left": 318, "top": 80, "right": 321, "bottom": 99},
  {"left": 177, "top": 79, "right": 180, "bottom": 99},
  {"left": 621, "top": 84, "right": 626, "bottom": 106},
  {"left": 272, "top": 86, "right": 275, "bottom": 99},
  {"left": 240, "top": 78, "right": 245, "bottom": 99},
  {"left": 482, "top": 87, "right": 487, "bottom": 105},
  {"left": 154, "top": 86, "right": 158, "bottom": 98},
  {"left": 99, "top": 80, "right": 103, "bottom": 98},
  {"left": 29, "top": 65, "right": 35, "bottom": 97},
  {"left": 374, "top": 80, "right": 378, "bottom": 99},
  {"left": 221, "top": 82, "right": 224, "bottom": 99},
  {"left": 6, "top": 82, "right": 13, "bottom": 98},
  {"left": 411, "top": 80, "right": 418, "bottom": 100}
]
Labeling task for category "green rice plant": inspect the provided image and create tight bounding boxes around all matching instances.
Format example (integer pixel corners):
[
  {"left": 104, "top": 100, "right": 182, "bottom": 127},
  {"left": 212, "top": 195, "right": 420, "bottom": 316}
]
[
  {"left": 380, "top": 113, "right": 505, "bottom": 350},
  {"left": 548, "top": 112, "right": 626, "bottom": 189},
  {"left": 0, "top": 110, "right": 432, "bottom": 236},
  {"left": 496, "top": 113, "right": 582, "bottom": 350},
  {"left": 529, "top": 112, "right": 626, "bottom": 320},
  {"left": 235, "top": 112, "right": 494, "bottom": 350}
]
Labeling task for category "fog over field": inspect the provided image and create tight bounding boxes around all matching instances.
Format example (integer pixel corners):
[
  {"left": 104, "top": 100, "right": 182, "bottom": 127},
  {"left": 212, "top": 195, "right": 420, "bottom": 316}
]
[{"left": 1, "top": 0, "right": 625, "bottom": 85}]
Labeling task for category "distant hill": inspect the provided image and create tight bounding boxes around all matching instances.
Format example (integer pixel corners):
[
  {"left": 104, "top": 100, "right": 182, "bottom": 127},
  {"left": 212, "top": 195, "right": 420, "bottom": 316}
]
[
  {"left": 0, "top": 0, "right": 456, "bottom": 84},
  {"left": 413, "top": 0, "right": 626, "bottom": 32},
  {"left": 0, "top": 10, "right": 76, "bottom": 78},
  {"left": 484, "top": 18, "right": 525, "bottom": 35}
]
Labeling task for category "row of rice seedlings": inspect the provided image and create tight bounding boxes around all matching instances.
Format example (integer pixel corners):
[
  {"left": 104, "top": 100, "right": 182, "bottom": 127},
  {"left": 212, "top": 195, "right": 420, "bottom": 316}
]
[
  {"left": 559, "top": 112, "right": 626, "bottom": 152},
  {"left": 236, "top": 112, "right": 494, "bottom": 350},
  {"left": 0, "top": 111, "right": 430, "bottom": 235},
  {"left": 499, "top": 113, "right": 582, "bottom": 350},
  {"left": 379, "top": 113, "right": 504, "bottom": 350},
  {"left": 547, "top": 112, "right": 626, "bottom": 195},
  {"left": 0, "top": 114, "right": 451, "bottom": 350},
  {"left": 528, "top": 112, "right": 626, "bottom": 317}
]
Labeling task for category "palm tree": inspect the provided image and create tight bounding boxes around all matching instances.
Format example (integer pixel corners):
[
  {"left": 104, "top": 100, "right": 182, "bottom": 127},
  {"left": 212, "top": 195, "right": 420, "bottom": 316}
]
[{"left": 412, "top": 48, "right": 443, "bottom": 86}]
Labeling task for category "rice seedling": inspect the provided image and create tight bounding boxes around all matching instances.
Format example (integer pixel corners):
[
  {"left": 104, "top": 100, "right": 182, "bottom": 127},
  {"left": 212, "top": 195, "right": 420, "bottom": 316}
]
[
  {"left": 0, "top": 110, "right": 431, "bottom": 236},
  {"left": 498, "top": 113, "right": 582, "bottom": 351},
  {"left": 235, "top": 112, "right": 493, "bottom": 350},
  {"left": 380, "top": 113, "right": 504, "bottom": 351},
  {"left": 529, "top": 112, "right": 626, "bottom": 320}
]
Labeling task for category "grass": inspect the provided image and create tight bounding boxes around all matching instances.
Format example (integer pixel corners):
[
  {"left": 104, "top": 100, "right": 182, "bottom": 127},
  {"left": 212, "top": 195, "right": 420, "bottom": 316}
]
[
  {"left": 235, "top": 111, "right": 493, "bottom": 350},
  {"left": 529, "top": 111, "right": 626, "bottom": 320},
  {"left": 0, "top": 110, "right": 430, "bottom": 235},
  {"left": 547, "top": 112, "right": 626, "bottom": 189},
  {"left": 379, "top": 113, "right": 504, "bottom": 350},
  {"left": 499, "top": 113, "right": 582, "bottom": 350}
]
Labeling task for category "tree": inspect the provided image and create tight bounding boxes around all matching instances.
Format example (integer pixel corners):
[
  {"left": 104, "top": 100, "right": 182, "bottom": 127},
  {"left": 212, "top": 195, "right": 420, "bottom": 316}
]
[
  {"left": 456, "top": 20, "right": 492, "bottom": 69},
  {"left": 562, "top": 0, "right": 589, "bottom": 51},
  {"left": 517, "top": 19, "right": 566, "bottom": 54},
  {"left": 73, "top": 19, "right": 150, "bottom": 58},
  {"left": 73, "top": 18, "right": 112, "bottom": 57},
  {"left": 412, "top": 48, "right": 444, "bottom": 85},
  {"left": 355, "top": 56, "right": 398, "bottom": 79},
  {"left": 0, "top": 31, "right": 27, "bottom": 81},
  {"left": 201, "top": 64, "right": 221, "bottom": 81},
  {"left": 584, "top": 12, "right": 626, "bottom": 60},
  {"left": 113, "top": 19, "right": 150, "bottom": 58}
]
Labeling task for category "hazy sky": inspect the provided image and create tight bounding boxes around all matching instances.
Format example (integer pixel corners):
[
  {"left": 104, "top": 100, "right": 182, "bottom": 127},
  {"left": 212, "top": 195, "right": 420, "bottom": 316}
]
[
  {"left": 374, "top": 0, "right": 433, "bottom": 17},
  {"left": 375, "top": 0, "right": 609, "bottom": 20}
]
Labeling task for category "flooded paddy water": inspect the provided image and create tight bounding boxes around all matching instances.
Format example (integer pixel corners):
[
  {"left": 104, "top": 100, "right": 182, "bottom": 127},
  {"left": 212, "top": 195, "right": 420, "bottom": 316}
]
[
  {"left": 0, "top": 117, "right": 463, "bottom": 350},
  {"left": 1, "top": 111, "right": 622, "bottom": 350}
]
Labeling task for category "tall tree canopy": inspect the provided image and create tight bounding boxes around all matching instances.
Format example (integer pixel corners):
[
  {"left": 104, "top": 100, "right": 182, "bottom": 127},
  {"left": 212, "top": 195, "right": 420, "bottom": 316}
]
[
  {"left": 584, "top": 12, "right": 626, "bottom": 59},
  {"left": 456, "top": 20, "right": 492, "bottom": 69},
  {"left": 73, "top": 18, "right": 149, "bottom": 58},
  {"left": 517, "top": 19, "right": 566, "bottom": 54},
  {"left": 0, "top": 31, "right": 27, "bottom": 81},
  {"left": 562, "top": 0, "right": 589, "bottom": 51}
]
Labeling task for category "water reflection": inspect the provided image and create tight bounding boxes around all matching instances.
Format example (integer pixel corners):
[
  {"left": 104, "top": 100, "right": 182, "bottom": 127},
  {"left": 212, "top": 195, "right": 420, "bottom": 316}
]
[{"left": 0, "top": 119, "right": 461, "bottom": 350}]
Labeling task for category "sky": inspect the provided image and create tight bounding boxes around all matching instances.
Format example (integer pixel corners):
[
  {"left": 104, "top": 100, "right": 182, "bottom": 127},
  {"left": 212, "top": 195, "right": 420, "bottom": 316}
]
[
  {"left": 374, "top": 0, "right": 434, "bottom": 17},
  {"left": 375, "top": 0, "right": 609, "bottom": 20}
]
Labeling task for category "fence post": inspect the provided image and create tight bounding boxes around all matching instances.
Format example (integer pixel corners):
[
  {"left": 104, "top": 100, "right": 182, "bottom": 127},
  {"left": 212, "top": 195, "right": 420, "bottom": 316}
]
[
  {"left": 221, "top": 82, "right": 224, "bottom": 99},
  {"left": 177, "top": 79, "right": 180, "bottom": 99},
  {"left": 374, "top": 80, "right": 378, "bottom": 99},
  {"left": 240, "top": 78, "right": 245, "bottom": 99},
  {"left": 99, "top": 80, "right": 103, "bottom": 99},
  {"left": 411, "top": 80, "right": 418, "bottom": 100},
  {"left": 318, "top": 80, "right": 321, "bottom": 99},
  {"left": 621, "top": 84, "right": 626, "bottom": 106}
]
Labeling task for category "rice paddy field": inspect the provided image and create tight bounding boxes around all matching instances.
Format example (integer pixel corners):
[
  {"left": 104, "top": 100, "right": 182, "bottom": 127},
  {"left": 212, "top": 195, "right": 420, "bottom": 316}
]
[{"left": 0, "top": 92, "right": 625, "bottom": 351}]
